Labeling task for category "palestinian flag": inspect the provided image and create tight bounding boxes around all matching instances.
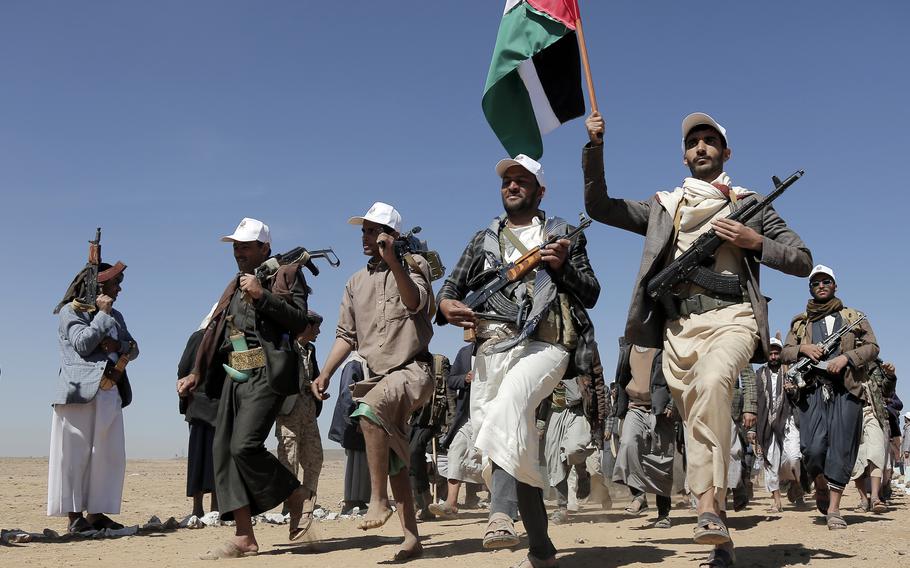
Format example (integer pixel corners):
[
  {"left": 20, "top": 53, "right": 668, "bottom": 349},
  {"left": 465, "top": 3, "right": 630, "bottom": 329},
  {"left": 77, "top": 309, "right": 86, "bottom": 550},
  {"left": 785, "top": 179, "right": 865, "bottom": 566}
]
[{"left": 482, "top": 0, "right": 586, "bottom": 160}]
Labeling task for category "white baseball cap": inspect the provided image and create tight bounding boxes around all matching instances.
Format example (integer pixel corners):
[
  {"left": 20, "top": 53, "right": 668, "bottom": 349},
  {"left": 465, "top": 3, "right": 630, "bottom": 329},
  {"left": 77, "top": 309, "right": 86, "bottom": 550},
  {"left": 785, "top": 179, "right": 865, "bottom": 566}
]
[
  {"left": 682, "top": 112, "right": 728, "bottom": 151},
  {"left": 769, "top": 337, "right": 783, "bottom": 349},
  {"left": 221, "top": 217, "right": 271, "bottom": 244},
  {"left": 348, "top": 202, "right": 402, "bottom": 233},
  {"left": 904, "top": 411, "right": 910, "bottom": 420},
  {"left": 809, "top": 264, "right": 836, "bottom": 282},
  {"left": 495, "top": 154, "right": 546, "bottom": 187}
]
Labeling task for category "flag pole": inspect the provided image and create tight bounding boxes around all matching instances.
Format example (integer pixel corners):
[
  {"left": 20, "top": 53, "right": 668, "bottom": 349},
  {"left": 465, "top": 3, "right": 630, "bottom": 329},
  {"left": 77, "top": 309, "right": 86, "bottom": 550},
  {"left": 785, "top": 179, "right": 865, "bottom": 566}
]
[{"left": 574, "top": 3, "right": 598, "bottom": 112}]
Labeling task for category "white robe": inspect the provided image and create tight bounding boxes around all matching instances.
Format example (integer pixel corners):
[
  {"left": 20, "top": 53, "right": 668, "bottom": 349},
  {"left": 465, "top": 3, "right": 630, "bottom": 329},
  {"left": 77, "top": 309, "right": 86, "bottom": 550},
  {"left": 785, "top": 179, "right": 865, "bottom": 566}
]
[{"left": 47, "top": 388, "right": 125, "bottom": 516}]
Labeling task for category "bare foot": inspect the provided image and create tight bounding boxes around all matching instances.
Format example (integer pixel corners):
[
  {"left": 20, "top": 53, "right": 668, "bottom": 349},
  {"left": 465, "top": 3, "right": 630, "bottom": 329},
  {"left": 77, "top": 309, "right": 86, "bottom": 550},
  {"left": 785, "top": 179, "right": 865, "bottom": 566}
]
[
  {"left": 200, "top": 537, "right": 258, "bottom": 560},
  {"left": 357, "top": 499, "right": 394, "bottom": 530},
  {"left": 392, "top": 534, "right": 422, "bottom": 562}
]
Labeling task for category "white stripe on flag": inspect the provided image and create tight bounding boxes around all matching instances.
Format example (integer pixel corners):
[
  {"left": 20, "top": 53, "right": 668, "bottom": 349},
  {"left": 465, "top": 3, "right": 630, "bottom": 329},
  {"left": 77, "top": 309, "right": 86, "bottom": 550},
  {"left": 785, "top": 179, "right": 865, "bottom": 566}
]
[
  {"left": 517, "top": 59, "right": 560, "bottom": 135},
  {"left": 502, "top": 0, "right": 523, "bottom": 15}
]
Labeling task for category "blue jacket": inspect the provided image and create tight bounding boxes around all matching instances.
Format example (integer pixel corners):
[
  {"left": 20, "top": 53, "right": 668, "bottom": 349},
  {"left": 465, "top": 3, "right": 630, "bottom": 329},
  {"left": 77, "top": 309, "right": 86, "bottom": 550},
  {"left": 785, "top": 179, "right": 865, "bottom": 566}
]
[{"left": 54, "top": 303, "right": 139, "bottom": 407}]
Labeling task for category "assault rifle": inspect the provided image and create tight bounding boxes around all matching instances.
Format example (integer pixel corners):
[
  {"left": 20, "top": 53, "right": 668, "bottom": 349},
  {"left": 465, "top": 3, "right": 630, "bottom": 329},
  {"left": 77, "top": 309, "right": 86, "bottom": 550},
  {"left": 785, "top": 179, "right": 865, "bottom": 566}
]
[
  {"left": 255, "top": 247, "right": 340, "bottom": 281},
  {"left": 786, "top": 314, "right": 866, "bottom": 389},
  {"left": 380, "top": 226, "right": 446, "bottom": 281},
  {"left": 75, "top": 228, "right": 102, "bottom": 311},
  {"left": 645, "top": 170, "right": 804, "bottom": 320},
  {"left": 461, "top": 214, "right": 592, "bottom": 341}
]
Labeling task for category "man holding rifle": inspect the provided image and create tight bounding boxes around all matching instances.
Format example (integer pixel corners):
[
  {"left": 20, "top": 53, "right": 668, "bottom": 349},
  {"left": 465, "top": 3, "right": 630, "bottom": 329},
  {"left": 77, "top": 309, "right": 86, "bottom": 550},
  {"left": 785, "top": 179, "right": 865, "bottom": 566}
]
[
  {"left": 311, "top": 202, "right": 435, "bottom": 561},
  {"left": 781, "top": 264, "right": 879, "bottom": 529},
  {"left": 49, "top": 244, "right": 137, "bottom": 534},
  {"left": 179, "top": 218, "right": 311, "bottom": 559},
  {"left": 583, "top": 111, "right": 811, "bottom": 567},
  {"left": 437, "top": 155, "right": 599, "bottom": 568}
]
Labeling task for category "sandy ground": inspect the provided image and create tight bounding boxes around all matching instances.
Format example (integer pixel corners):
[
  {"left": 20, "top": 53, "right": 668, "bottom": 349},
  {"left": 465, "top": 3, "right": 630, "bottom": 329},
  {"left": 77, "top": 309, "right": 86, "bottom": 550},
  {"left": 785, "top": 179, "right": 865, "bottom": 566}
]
[{"left": 2, "top": 454, "right": 908, "bottom": 567}]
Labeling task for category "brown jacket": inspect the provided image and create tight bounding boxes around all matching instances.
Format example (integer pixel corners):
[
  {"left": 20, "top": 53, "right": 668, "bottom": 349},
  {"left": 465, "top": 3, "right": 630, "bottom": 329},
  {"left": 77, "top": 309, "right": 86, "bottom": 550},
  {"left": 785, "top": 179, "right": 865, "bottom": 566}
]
[
  {"left": 193, "top": 263, "right": 310, "bottom": 397},
  {"left": 780, "top": 307, "right": 879, "bottom": 398},
  {"left": 582, "top": 143, "right": 813, "bottom": 362}
]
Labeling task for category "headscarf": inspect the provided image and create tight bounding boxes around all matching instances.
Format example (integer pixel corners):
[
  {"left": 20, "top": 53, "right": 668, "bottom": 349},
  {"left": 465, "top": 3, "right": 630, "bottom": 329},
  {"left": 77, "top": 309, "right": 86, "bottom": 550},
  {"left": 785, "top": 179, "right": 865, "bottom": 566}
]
[{"left": 806, "top": 296, "right": 844, "bottom": 322}]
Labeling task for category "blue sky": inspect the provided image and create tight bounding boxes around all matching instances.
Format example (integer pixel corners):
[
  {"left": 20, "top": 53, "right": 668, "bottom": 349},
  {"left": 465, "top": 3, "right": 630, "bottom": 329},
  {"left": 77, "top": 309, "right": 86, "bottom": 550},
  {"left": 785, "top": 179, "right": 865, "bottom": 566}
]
[{"left": 1, "top": 1, "right": 907, "bottom": 458}]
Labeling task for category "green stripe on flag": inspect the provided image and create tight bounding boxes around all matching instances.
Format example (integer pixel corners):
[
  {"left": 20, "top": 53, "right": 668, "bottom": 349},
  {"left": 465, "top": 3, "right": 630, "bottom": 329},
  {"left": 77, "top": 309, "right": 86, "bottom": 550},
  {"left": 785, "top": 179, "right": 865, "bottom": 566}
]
[{"left": 482, "top": 2, "right": 570, "bottom": 159}]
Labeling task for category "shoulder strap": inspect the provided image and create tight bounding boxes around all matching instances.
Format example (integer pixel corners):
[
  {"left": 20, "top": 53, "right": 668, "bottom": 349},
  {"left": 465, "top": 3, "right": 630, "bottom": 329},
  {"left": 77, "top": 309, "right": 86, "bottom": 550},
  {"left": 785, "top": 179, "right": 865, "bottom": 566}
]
[{"left": 501, "top": 226, "right": 530, "bottom": 255}]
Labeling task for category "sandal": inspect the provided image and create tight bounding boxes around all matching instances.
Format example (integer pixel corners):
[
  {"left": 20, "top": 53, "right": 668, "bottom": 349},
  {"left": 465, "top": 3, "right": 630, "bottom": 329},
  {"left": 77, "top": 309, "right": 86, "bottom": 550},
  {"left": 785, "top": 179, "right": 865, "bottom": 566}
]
[
  {"left": 693, "top": 512, "right": 731, "bottom": 545},
  {"left": 653, "top": 516, "right": 671, "bottom": 529},
  {"left": 826, "top": 512, "right": 847, "bottom": 530},
  {"left": 550, "top": 508, "right": 569, "bottom": 525},
  {"left": 871, "top": 500, "right": 888, "bottom": 514},
  {"left": 289, "top": 513, "right": 313, "bottom": 541},
  {"left": 482, "top": 512, "right": 520, "bottom": 549},
  {"left": 853, "top": 499, "right": 869, "bottom": 513},
  {"left": 766, "top": 505, "right": 783, "bottom": 513},
  {"left": 624, "top": 494, "right": 649, "bottom": 517},
  {"left": 428, "top": 502, "right": 458, "bottom": 519},
  {"left": 699, "top": 547, "right": 735, "bottom": 567}
]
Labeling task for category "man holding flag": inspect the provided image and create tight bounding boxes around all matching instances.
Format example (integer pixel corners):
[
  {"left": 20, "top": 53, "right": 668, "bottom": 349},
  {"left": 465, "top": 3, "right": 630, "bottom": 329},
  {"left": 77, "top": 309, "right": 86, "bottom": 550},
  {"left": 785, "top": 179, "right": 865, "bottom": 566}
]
[{"left": 582, "top": 110, "right": 812, "bottom": 567}]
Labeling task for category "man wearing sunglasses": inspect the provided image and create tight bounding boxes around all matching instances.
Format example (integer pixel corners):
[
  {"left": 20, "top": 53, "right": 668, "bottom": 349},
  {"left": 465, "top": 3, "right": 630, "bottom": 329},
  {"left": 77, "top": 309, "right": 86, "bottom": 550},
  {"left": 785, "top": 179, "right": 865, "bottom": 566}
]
[{"left": 781, "top": 264, "right": 879, "bottom": 530}]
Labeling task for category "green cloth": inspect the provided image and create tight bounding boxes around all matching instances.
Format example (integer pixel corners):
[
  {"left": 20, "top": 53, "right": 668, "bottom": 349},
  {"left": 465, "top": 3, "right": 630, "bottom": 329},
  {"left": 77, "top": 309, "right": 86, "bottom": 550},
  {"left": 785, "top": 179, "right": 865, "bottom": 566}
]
[{"left": 351, "top": 403, "right": 407, "bottom": 476}]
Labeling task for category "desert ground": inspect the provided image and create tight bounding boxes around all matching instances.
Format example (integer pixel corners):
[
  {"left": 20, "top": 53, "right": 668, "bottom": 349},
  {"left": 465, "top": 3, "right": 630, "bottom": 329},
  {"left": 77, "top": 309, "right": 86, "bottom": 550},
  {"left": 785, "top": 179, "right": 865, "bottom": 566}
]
[{"left": 1, "top": 452, "right": 907, "bottom": 567}]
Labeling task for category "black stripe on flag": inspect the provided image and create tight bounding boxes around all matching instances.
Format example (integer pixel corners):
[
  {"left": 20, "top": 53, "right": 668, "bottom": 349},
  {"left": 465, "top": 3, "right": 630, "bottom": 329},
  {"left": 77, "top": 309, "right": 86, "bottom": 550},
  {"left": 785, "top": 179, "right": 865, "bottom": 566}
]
[{"left": 531, "top": 32, "right": 585, "bottom": 124}]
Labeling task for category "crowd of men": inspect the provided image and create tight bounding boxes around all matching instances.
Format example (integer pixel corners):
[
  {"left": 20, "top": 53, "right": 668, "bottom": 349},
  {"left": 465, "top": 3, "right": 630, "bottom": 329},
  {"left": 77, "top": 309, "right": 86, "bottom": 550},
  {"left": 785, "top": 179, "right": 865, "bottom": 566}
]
[{"left": 48, "top": 111, "right": 902, "bottom": 568}]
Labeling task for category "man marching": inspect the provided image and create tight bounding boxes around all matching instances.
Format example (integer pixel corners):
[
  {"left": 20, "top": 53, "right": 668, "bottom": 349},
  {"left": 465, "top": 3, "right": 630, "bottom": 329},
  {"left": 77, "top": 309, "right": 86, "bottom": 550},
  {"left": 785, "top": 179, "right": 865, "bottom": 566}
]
[
  {"left": 179, "top": 218, "right": 311, "bottom": 559},
  {"left": 781, "top": 264, "right": 879, "bottom": 529},
  {"left": 437, "top": 155, "right": 600, "bottom": 568},
  {"left": 312, "top": 202, "right": 435, "bottom": 561},
  {"left": 583, "top": 111, "right": 811, "bottom": 567}
]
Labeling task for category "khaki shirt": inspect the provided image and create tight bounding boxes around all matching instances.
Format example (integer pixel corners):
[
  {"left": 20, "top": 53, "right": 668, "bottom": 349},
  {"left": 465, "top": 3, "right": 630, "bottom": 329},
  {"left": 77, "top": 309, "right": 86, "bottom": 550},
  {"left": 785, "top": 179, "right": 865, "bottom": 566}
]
[{"left": 336, "top": 255, "right": 433, "bottom": 376}]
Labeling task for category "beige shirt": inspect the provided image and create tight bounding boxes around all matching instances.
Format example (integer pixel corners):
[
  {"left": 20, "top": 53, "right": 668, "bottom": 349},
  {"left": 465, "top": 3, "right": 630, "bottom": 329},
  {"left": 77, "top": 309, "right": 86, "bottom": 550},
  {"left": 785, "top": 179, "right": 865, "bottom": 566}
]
[
  {"left": 674, "top": 201, "right": 745, "bottom": 297},
  {"left": 627, "top": 346, "right": 656, "bottom": 405},
  {"left": 336, "top": 255, "right": 434, "bottom": 376}
]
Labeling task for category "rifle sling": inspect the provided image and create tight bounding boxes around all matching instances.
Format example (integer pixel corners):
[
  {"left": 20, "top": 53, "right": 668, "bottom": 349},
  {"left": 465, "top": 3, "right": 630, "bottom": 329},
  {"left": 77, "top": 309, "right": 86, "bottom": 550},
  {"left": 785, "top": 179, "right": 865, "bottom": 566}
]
[{"left": 501, "top": 226, "right": 531, "bottom": 256}]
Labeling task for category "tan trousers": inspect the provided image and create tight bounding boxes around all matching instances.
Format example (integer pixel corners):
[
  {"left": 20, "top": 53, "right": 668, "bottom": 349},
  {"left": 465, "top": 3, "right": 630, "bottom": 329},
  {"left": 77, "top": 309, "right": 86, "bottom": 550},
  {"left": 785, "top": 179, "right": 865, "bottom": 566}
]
[
  {"left": 276, "top": 394, "right": 323, "bottom": 496},
  {"left": 663, "top": 302, "right": 758, "bottom": 509}
]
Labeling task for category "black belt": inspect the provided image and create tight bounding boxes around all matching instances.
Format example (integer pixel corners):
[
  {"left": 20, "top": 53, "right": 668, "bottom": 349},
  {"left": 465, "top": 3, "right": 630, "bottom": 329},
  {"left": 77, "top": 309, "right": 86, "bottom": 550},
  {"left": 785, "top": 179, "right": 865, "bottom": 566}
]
[{"left": 675, "top": 292, "right": 744, "bottom": 318}]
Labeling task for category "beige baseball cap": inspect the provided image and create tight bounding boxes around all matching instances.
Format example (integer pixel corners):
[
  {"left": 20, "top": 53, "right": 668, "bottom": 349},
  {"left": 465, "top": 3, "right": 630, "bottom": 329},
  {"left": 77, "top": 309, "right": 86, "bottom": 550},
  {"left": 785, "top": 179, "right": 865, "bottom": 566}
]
[
  {"left": 681, "top": 112, "right": 728, "bottom": 151},
  {"left": 348, "top": 202, "right": 402, "bottom": 233},
  {"left": 221, "top": 217, "right": 271, "bottom": 244},
  {"left": 495, "top": 154, "right": 546, "bottom": 187}
]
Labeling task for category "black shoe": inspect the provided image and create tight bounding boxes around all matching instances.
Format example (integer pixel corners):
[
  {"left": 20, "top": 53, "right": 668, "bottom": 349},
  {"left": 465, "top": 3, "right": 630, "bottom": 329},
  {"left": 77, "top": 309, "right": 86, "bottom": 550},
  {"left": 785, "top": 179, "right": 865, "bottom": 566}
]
[
  {"left": 88, "top": 514, "right": 124, "bottom": 531},
  {"left": 68, "top": 517, "right": 93, "bottom": 534}
]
